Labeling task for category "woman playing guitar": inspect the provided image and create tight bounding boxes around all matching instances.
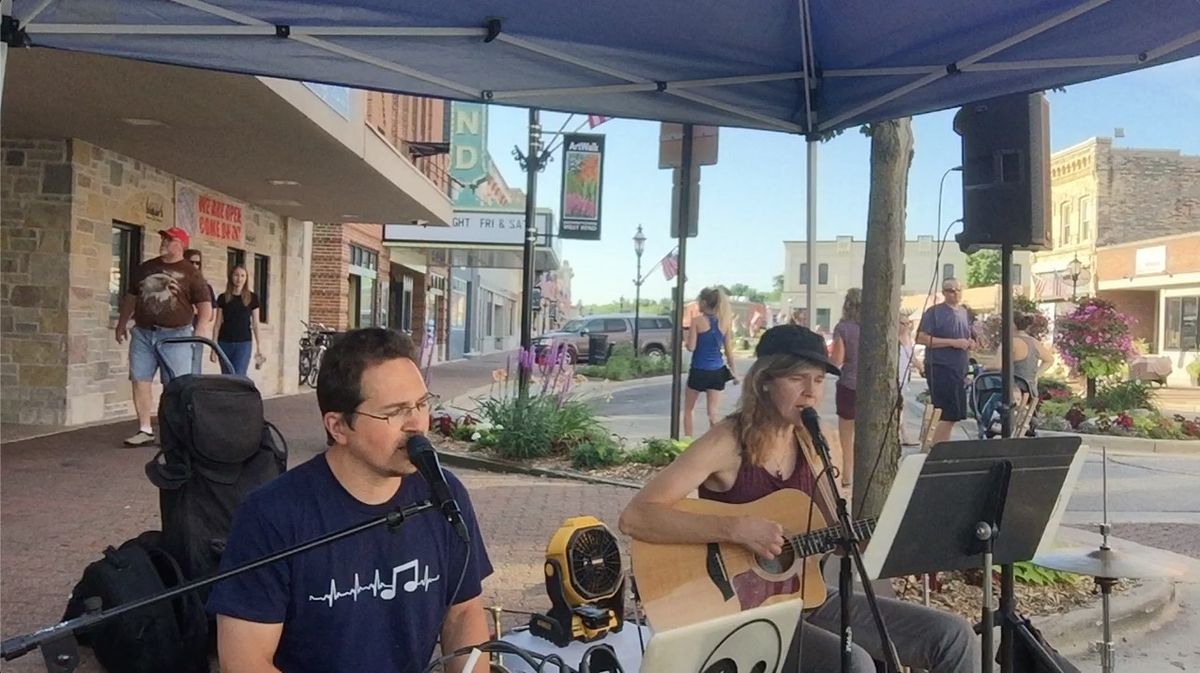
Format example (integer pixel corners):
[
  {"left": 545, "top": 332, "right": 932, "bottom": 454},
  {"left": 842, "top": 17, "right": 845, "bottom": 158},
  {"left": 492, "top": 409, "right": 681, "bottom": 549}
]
[{"left": 619, "top": 324, "right": 979, "bottom": 673}]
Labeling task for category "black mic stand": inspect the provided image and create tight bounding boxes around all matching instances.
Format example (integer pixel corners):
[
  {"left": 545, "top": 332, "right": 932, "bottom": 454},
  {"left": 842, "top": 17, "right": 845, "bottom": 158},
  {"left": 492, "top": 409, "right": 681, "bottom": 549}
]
[
  {"left": 1, "top": 499, "right": 438, "bottom": 673},
  {"left": 808, "top": 428, "right": 902, "bottom": 673}
]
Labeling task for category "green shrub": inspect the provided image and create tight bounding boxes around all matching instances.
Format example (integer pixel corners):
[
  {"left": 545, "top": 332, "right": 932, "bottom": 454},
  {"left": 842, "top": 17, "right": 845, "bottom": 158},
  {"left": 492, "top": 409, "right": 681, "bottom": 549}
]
[
  {"left": 1094, "top": 380, "right": 1156, "bottom": 413},
  {"left": 570, "top": 431, "right": 626, "bottom": 469},
  {"left": 1012, "top": 561, "right": 1078, "bottom": 586},
  {"left": 577, "top": 344, "right": 673, "bottom": 381},
  {"left": 628, "top": 437, "right": 692, "bottom": 466},
  {"left": 476, "top": 394, "right": 610, "bottom": 460},
  {"left": 1037, "top": 377, "right": 1073, "bottom": 401},
  {"left": 452, "top": 424, "right": 478, "bottom": 442}
]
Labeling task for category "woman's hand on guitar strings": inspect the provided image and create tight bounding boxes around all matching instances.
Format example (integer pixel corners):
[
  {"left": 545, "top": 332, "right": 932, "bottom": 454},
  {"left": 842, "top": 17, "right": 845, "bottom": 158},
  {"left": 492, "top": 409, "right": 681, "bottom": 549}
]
[{"left": 731, "top": 516, "right": 785, "bottom": 559}]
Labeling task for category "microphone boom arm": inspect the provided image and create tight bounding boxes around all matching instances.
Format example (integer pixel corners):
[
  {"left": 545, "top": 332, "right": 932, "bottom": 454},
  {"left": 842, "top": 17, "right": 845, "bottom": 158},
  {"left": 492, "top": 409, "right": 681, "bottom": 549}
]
[{"left": 1, "top": 499, "right": 437, "bottom": 671}]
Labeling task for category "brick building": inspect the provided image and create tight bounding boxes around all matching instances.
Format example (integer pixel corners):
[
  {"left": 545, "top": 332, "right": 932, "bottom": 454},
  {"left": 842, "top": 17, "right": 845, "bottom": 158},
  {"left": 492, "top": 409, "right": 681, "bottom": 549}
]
[
  {"left": 305, "top": 91, "right": 452, "bottom": 360},
  {"left": 1, "top": 49, "right": 450, "bottom": 434},
  {"left": 1032, "top": 137, "right": 1200, "bottom": 385}
]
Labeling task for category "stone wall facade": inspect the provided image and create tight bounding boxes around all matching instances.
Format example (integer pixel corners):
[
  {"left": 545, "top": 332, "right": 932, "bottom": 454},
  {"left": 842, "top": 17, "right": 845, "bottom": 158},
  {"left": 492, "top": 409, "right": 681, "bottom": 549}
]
[
  {"left": 1, "top": 137, "right": 311, "bottom": 429},
  {"left": 1, "top": 139, "right": 74, "bottom": 425}
]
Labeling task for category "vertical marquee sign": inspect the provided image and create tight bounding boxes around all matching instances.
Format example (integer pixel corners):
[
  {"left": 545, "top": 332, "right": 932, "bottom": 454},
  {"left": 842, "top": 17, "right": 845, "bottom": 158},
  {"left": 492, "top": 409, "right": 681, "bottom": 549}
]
[{"left": 558, "top": 133, "right": 605, "bottom": 241}]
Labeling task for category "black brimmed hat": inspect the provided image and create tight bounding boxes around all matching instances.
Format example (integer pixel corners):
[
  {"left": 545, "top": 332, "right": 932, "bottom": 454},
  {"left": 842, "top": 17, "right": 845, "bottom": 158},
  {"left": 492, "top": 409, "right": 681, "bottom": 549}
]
[{"left": 755, "top": 324, "right": 841, "bottom": 376}]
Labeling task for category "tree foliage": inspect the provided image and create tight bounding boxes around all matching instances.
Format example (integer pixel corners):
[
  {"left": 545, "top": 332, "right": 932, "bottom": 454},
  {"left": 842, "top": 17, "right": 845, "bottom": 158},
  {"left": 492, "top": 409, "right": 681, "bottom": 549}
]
[{"left": 966, "top": 250, "right": 1002, "bottom": 287}]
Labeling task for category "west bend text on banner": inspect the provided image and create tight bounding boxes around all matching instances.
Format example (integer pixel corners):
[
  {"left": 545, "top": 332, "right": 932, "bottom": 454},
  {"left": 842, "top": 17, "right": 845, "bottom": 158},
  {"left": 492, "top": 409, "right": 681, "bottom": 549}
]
[{"left": 559, "top": 133, "right": 605, "bottom": 241}]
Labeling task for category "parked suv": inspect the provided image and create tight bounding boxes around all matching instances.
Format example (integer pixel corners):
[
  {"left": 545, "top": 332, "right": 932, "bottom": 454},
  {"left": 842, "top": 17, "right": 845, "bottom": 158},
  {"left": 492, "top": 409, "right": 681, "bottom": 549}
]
[{"left": 534, "top": 313, "right": 675, "bottom": 363}]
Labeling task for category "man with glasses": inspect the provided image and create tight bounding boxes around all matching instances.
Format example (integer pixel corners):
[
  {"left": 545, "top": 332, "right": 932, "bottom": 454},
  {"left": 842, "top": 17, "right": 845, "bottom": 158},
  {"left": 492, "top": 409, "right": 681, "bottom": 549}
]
[
  {"left": 916, "top": 278, "right": 975, "bottom": 443},
  {"left": 184, "top": 248, "right": 216, "bottom": 374},
  {"left": 208, "top": 328, "right": 493, "bottom": 673}
]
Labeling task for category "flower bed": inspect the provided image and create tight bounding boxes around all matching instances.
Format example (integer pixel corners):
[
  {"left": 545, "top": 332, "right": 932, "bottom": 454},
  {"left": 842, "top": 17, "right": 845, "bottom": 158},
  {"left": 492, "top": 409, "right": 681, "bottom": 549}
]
[
  {"left": 575, "top": 344, "right": 673, "bottom": 381},
  {"left": 1036, "top": 380, "right": 1200, "bottom": 440}
]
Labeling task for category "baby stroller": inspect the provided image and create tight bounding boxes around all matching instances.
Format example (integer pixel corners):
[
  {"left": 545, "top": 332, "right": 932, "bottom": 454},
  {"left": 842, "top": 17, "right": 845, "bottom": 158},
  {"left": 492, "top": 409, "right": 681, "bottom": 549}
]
[{"left": 969, "top": 370, "right": 1036, "bottom": 439}]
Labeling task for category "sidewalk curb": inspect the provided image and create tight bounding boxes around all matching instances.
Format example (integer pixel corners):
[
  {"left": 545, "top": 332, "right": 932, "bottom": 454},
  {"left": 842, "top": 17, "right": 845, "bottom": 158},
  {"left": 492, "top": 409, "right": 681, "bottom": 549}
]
[
  {"left": 1038, "top": 430, "right": 1200, "bottom": 455},
  {"left": 1033, "top": 579, "right": 1178, "bottom": 657},
  {"left": 438, "top": 448, "right": 644, "bottom": 489}
]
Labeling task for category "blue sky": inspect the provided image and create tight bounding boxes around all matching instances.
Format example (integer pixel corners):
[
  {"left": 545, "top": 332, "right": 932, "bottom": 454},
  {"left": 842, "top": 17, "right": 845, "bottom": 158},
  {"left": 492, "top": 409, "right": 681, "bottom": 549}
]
[{"left": 485, "top": 57, "right": 1200, "bottom": 305}]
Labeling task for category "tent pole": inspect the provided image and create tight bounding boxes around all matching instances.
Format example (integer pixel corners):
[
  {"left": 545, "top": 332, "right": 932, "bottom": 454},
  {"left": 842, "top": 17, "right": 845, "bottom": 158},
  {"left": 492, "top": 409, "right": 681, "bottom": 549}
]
[
  {"left": 806, "top": 139, "right": 817, "bottom": 328},
  {"left": 518, "top": 108, "right": 541, "bottom": 401},
  {"left": 0, "top": 38, "right": 7, "bottom": 117},
  {"left": 669, "top": 124, "right": 695, "bottom": 440}
]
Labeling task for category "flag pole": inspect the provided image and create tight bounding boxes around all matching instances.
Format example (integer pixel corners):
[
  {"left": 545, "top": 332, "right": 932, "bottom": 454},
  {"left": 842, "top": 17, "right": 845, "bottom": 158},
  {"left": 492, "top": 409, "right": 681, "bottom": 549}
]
[{"left": 640, "top": 246, "right": 678, "bottom": 284}]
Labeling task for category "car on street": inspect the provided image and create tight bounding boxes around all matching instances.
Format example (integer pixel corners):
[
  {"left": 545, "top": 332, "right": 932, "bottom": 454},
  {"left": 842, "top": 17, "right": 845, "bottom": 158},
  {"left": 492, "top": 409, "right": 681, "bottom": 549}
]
[{"left": 534, "top": 313, "right": 675, "bottom": 363}]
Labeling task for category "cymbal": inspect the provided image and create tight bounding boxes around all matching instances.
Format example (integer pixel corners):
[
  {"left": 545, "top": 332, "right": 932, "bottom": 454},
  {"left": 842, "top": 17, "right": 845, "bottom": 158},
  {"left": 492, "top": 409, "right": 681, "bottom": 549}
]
[{"left": 1032, "top": 546, "right": 1190, "bottom": 580}]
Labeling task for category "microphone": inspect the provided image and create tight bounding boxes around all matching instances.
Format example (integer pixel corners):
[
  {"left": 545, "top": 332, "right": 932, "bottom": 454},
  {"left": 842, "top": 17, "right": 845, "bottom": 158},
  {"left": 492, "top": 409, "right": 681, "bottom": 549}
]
[
  {"left": 799, "top": 407, "right": 834, "bottom": 461},
  {"left": 406, "top": 434, "right": 471, "bottom": 543}
]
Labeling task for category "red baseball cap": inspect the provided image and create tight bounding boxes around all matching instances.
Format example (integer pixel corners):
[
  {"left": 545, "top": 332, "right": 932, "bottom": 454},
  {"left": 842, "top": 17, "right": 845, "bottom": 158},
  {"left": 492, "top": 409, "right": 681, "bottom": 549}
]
[{"left": 159, "top": 226, "right": 191, "bottom": 248}]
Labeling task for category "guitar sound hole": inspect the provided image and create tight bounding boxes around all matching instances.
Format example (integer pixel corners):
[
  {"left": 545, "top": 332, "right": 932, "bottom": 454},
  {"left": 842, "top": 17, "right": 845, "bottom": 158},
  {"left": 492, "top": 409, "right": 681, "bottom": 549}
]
[{"left": 756, "top": 542, "right": 796, "bottom": 575}]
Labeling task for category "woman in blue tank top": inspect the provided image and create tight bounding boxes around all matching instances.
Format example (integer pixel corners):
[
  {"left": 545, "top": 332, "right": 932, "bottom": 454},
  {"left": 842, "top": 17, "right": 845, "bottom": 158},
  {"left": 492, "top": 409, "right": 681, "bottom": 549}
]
[{"left": 684, "top": 287, "right": 738, "bottom": 437}]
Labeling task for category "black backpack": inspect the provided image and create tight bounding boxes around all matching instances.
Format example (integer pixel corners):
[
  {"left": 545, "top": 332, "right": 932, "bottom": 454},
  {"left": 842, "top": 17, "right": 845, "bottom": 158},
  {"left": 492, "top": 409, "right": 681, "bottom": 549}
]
[
  {"left": 145, "top": 365, "right": 287, "bottom": 603},
  {"left": 63, "top": 531, "right": 209, "bottom": 673}
]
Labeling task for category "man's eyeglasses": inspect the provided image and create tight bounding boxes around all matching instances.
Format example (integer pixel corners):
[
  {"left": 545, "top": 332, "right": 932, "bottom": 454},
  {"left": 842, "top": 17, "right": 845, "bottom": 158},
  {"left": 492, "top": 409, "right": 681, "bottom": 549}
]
[
  {"left": 354, "top": 392, "right": 440, "bottom": 424},
  {"left": 942, "top": 288, "right": 960, "bottom": 294},
  {"left": 189, "top": 260, "right": 202, "bottom": 268}
]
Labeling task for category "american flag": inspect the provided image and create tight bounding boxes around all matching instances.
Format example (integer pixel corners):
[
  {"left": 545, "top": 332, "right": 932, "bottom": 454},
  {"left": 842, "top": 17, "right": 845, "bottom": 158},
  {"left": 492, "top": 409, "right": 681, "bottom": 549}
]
[
  {"left": 662, "top": 251, "right": 679, "bottom": 281},
  {"left": 587, "top": 114, "right": 612, "bottom": 129}
]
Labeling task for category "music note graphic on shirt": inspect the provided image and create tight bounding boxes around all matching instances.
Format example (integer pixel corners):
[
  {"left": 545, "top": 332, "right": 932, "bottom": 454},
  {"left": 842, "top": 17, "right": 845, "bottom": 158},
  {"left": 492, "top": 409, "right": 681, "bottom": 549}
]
[{"left": 309, "top": 558, "right": 442, "bottom": 608}]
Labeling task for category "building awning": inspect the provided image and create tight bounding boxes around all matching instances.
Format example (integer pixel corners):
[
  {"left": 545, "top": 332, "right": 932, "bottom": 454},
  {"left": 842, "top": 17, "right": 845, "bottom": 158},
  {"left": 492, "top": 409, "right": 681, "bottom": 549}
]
[
  {"left": 383, "top": 209, "right": 561, "bottom": 271},
  {"left": 1, "top": 48, "right": 452, "bottom": 225}
]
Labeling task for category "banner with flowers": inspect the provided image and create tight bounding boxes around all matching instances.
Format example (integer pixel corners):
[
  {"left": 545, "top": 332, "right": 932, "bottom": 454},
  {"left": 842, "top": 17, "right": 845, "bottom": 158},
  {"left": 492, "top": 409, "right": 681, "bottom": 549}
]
[{"left": 559, "top": 133, "right": 605, "bottom": 241}]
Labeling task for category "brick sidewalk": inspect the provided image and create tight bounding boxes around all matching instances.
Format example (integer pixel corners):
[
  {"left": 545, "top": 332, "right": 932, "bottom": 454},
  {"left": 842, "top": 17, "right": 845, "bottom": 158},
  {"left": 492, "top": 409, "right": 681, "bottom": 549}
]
[{"left": 0, "top": 351, "right": 531, "bottom": 671}]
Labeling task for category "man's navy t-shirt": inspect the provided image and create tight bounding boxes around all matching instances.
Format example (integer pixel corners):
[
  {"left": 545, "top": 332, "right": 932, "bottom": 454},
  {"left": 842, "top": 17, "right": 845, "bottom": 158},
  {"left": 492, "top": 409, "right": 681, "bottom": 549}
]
[
  {"left": 207, "top": 453, "right": 493, "bottom": 673},
  {"left": 918, "top": 303, "right": 972, "bottom": 373}
]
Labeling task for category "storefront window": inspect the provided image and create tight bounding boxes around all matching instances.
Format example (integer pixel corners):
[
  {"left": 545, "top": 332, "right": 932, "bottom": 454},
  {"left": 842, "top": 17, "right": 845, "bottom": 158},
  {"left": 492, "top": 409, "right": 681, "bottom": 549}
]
[
  {"left": 254, "top": 254, "right": 270, "bottom": 323},
  {"left": 1165, "top": 296, "right": 1199, "bottom": 351},
  {"left": 348, "top": 245, "right": 379, "bottom": 328},
  {"left": 110, "top": 223, "right": 143, "bottom": 322}
]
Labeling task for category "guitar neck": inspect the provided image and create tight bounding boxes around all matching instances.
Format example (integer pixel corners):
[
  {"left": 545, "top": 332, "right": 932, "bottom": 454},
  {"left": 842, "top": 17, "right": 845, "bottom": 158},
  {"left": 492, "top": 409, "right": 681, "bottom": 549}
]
[{"left": 788, "top": 518, "right": 876, "bottom": 557}]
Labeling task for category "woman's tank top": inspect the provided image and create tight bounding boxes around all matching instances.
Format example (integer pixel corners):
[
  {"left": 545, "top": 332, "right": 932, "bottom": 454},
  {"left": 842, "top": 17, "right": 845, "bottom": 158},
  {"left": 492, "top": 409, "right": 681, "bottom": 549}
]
[
  {"left": 698, "top": 426, "right": 834, "bottom": 522},
  {"left": 1013, "top": 334, "right": 1042, "bottom": 388},
  {"left": 692, "top": 313, "right": 725, "bottom": 371}
]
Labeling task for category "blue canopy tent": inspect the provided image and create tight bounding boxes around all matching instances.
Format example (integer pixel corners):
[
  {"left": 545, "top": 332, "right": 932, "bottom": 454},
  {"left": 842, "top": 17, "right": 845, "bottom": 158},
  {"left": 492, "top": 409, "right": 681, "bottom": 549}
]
[
  {"left": 2, "top": 0, "right": 1197, "bottom": 134},
  {"left": 2, "top": 0, "right": 1196, "bottom": 348}
]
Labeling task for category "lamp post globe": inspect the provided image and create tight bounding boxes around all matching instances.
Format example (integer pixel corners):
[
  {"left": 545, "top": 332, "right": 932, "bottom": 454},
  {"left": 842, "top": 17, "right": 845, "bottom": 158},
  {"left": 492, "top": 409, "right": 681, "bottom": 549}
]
[{"left": 633, "top": 225, "right": 646, "bottom": 355}]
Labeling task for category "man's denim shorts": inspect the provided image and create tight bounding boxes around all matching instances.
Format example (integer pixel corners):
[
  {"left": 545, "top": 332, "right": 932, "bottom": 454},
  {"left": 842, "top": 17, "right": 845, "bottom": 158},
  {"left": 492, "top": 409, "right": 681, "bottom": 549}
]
[{"left": 129, "top": 325, "right": 194, "bottom": 383}]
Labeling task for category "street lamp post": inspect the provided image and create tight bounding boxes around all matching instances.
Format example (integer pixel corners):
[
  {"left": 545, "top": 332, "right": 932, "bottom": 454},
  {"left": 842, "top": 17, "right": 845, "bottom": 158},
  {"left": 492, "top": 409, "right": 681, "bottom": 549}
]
[
  {"left": 1066, "top": 256, "right": 1083, "bottom": 301},
  {"left": 633, "top": 224, "right": 647, "bottom": 356}
]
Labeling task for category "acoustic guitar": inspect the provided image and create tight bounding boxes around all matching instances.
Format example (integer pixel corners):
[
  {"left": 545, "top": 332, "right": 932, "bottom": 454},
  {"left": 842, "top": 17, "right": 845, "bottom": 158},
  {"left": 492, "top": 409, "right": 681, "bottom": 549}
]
[{"left": 629, "top": 489, "right": 875, "bottom": 631}]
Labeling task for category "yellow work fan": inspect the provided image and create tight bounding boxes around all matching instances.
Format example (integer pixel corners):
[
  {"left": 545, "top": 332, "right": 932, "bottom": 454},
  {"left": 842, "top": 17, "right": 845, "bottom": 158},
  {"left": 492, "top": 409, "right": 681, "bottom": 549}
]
[{"left": 529, "top": 516, "right": 625, "bottom": 647}]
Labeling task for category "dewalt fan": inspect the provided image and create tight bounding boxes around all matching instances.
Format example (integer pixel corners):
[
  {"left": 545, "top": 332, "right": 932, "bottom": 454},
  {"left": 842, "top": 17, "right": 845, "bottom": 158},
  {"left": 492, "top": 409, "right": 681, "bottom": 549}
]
[{"left": 529, "top": 516, "right": 625, "bottom": 647}]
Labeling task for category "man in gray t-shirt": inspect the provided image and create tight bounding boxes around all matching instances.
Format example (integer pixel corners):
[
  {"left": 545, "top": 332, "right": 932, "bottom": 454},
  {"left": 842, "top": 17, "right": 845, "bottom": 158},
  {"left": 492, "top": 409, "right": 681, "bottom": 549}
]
[{"left": 917, "top": 278, "right": 975, "bottom": 443}]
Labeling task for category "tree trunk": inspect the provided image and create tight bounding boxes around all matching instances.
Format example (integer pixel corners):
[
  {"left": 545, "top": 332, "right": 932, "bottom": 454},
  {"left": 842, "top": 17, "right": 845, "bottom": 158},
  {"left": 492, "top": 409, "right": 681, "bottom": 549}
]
[{"left": 853, "top": 118, "right": 914, "bottom": 519}]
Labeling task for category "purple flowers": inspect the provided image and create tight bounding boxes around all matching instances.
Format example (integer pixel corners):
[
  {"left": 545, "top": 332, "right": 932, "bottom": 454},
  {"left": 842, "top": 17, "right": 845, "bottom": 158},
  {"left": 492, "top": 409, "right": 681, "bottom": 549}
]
[{"left": 1054, "top": 297, "right": 1137, "bottom": 380}]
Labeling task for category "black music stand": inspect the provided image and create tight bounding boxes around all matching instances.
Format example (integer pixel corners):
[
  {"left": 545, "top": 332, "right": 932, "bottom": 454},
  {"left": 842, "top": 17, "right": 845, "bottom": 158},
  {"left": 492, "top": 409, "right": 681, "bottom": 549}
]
[{"left": 860, "top": 437, "right": 1085, "bottom": 673}]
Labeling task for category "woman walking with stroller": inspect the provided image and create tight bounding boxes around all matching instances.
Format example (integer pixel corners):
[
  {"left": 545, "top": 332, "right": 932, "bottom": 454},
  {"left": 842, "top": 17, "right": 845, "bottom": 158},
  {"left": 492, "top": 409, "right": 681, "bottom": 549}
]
[
  {"left": 684, "top": 287, "right": 738, "bottom": 438},
  {"left": 211, "top": 265, "right": 263, "bottom": 376}
]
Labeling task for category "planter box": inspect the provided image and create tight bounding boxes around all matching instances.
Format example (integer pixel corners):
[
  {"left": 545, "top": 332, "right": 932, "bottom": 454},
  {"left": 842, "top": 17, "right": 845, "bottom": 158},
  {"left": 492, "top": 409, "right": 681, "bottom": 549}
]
[{"left": 1038, "top": 429, "right": 1200, "bottom": 455}]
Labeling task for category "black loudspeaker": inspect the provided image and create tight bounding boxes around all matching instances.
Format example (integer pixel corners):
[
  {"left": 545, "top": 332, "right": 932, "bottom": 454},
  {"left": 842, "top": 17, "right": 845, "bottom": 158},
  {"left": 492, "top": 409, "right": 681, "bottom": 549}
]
[{"left": 953, "top": 92, "right": 1051, "bottom": 253}]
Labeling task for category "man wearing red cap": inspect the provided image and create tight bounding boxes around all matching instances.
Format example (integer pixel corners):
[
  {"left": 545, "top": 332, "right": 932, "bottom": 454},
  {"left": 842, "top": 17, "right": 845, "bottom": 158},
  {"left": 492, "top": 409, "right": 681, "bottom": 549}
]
[{"left": 115, "top": 227, "right": 212, "bottom": 447}]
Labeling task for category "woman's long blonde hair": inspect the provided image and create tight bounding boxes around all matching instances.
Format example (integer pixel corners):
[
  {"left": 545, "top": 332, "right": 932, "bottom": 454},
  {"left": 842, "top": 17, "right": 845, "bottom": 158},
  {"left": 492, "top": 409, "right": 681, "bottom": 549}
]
[
  {"left": 730, "top": 353, "right": 824, "bottom": 467},
  {"left": 698, "top": 286, "right": 733, "bottom": 333},
  {"left": 223, "top": 264, "right": 252, "bottom": 306}
]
